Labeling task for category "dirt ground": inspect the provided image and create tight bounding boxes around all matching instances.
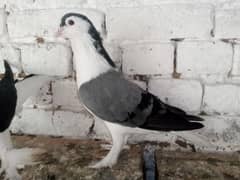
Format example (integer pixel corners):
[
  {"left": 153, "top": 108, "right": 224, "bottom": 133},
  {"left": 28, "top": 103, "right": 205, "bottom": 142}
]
[{"left": 8, "top": 135, "right": 240, "bottom": 180}]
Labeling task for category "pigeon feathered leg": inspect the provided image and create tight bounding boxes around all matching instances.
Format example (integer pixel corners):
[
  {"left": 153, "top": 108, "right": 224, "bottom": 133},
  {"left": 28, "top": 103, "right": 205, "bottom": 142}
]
[
  {"left": 0, "top": 130, "right": 21, "bottom": 180},
  {"left": 90, "top": 121, "right": 129, "bottom": 168}
]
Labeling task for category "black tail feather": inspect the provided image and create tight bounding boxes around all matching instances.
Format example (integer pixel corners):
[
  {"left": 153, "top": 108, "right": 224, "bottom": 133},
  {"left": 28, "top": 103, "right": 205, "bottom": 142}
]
[
  {"left": 142, "top": 121, "right": 204, "bottom": 131},
  {"left": 165, "top": 104, "right": 186, "bottom": 115},
  {"left": 140, "top": 96, "right": 204, "bottom": 131},
  {"left": 141, "top": 114, "right": 204, "bottom": 131}
]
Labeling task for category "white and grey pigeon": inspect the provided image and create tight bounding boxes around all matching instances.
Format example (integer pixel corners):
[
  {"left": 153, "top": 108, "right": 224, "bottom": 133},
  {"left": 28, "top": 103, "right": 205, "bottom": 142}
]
[{"left": 57, "top": 13, "right": 204, "bottom": 168}]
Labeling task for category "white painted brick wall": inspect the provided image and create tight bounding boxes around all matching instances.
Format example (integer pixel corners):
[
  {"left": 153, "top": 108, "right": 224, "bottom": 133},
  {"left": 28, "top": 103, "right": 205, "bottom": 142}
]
[
  {"left": 231, "top": 43, "right": 240, "bottom": 76},
  {"left": 107, "top": 4, "right": 213, "bottom": 41},
  {"left": 177, "top": 41, "right": 233, "bottom": 78},
  {"left": 12, "top": 78, "right": 94, "bottom": 137},
  {"left": 20, "top": 43, "right": 72, "bottom": 76},
  {"left": 52, "top": 111, "right": 93, "bottom": 137},
  {"left": 148, "top": 78, "right": 202, "bottom": 112},
  {"left": 0, "top": 45, "right": 21, "bottom": 73},
  {"left": 95, "top": 0, "right": 142, "bottom": 9},
  {"left": 4, "top": 0, "right": 95, "bottom": 11},
  {"left": 215, "top": 9, "right": 240, "bottom": 39},
  {"left": 122, "top": 42, "right": 174, "bottom": 75},
  {"left": 12, "top": 108, "right": 55, "bottom": 135},
  {"left": 12, "top": 108, "right": 94, "bottom": 137},
  {"left": 7, "top": 9, "right": 105, "bottom": 39},
  {"left": 1, "top": 0, "right": 240, "bottom": 150},
  {"left": 203, "top": 85, "right": 240, "bottom": 115},
  {"left": 0, "top": 9, "right": 5, "bottom": 37},
  {"left": 51, "top": 78, "right": 82, "bottom": 111}
]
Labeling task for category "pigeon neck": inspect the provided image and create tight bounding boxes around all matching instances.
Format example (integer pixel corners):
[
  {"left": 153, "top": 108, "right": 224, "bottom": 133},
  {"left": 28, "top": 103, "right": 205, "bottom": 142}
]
[{"left": 71, "top": 36, "right": 112, "bottom": 88}]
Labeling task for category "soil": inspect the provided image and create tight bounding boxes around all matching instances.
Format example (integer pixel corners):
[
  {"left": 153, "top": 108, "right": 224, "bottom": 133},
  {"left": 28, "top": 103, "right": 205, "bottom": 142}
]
[{"left": 8, "top": 135, "right": 240, "bottom": 180}]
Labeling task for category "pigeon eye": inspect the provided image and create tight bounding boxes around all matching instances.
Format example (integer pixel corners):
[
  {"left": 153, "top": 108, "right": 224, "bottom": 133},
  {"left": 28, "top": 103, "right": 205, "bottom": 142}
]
[{"left": 68, "top": 19, "right": 74, "bottom": 26}]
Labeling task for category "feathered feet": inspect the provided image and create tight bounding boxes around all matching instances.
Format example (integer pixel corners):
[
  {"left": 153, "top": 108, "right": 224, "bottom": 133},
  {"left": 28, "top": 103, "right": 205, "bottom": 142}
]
[{"left": 0, "top": 148, "right": 45, "bottom": 180}]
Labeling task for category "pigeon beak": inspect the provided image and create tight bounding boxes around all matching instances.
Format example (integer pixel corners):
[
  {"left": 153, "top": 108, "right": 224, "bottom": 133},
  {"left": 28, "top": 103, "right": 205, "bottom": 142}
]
[{"left": 55, "top": 27, "right": 64, "bottom": 37}]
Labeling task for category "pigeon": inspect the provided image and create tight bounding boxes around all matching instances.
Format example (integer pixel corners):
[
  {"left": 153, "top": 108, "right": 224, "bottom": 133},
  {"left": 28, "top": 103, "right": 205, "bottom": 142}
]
[
  {"left": 0, "top": 60, "right": 21, "bottom": 179},
  {"left": 0, "top": 61, "right": 52, "bottom": 180},
  {"left": 0, "top": 60, "right": 17, "bottom": 134},
  {"left": 57, "top": 13, "right": 204, "bottom": 168}
]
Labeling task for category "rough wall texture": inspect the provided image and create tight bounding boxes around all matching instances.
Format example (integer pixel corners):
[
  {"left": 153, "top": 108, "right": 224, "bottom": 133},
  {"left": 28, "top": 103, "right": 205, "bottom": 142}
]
[{"left": 0, "top": 0, "right": 239, "bottom": 151}]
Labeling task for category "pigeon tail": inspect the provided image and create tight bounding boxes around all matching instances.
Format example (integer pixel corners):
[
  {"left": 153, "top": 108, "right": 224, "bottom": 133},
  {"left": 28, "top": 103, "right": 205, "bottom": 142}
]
[{"left": 140, "top": 97, "right": 204, "bottom": 131}]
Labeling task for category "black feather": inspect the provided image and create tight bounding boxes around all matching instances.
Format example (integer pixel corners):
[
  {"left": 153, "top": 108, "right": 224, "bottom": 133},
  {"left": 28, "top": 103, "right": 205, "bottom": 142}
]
[
  {"left": 139, "top": 93, "right": 204, "bottom": 131},
  {"left": 0, "top": 60, "right": 17, "bottom": 132}
]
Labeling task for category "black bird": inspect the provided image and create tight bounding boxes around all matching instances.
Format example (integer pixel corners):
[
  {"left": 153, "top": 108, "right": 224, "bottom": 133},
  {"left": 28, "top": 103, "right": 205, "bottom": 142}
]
[
  {"left": 0, "top": 60, "right": 20, "bottom": 179},
  {"left": 0, "top": 61, "right": 47, "bottom": 180},
  {"left": 0, "top": 60, "right": 17, "bottom": 133}
]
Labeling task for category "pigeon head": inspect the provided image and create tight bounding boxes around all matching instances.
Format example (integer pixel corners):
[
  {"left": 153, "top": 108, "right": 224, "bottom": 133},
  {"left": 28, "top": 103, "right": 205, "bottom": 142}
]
[
  {"left": 58, "top": 13, "right": 101, "bottom": 42},
  {"left": 58, "top": 13, "right": 116, "bottom": 68}
]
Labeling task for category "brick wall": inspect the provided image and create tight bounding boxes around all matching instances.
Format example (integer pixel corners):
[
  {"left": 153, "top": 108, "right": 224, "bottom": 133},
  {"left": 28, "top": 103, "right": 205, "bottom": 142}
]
[{"left": 1, "top": 0, "right": 240, "bottom": 151}]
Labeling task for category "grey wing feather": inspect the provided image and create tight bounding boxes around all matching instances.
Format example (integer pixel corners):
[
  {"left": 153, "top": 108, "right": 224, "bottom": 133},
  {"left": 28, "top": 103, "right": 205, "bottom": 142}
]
[
  {"left": 79, "top": 70, "right": 145, "bottom": 126},
  {"left": 79, "top": 70, "right": 204, "bottom": 131}
]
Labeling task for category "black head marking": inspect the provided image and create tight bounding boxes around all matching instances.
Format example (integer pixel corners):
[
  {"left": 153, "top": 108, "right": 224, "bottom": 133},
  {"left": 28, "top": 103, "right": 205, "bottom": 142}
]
[
  {"left": 60, "top": 13, "right": 92, "bottom": 27},
  {"left": 60, "top": 13, "right": 116, "bottom": 68}
]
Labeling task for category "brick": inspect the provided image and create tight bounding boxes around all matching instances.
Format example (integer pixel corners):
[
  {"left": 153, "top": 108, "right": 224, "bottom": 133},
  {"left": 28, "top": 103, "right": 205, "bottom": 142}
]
[
  {"left": 148, "top": 78, "right": 202, "bottom": 112},
  {"left": 7, "top": 9, "right": 105, "bottom": 39},
  {"left": 0, "top": 45, "right": 21, "bottom": 73},
  {"left": 0, "top": 2, "right": 4, "bottom": 8},
  {"left": 96, "top": 0, "right": 142, "bottom": 9},
  {"left": 4, "top": 0, "right": 95, "bottom": 10},
  {"left": 199, "top": 116, "right": 240, "bottom": 147},
  {"left": 180, "top": 115, "right": 240, "bottom": 150},
  {"left": 20, "top": 43, "right": 72, "bottom": 76},
  {"left": 12, "top": 80, "right": 94, "bottom": 137},
  {"left": 15, "top": 75, "right": 54, "bottom": 114},
  {"left": 51, "top": 78, "right": 83, "bottom": 111},
  {"left": 0, "top": 9, "right": 4, "bottom": 36},
  {"left": 142, "top": 0, "right": 207, "bottom": 5},
  {"left": 199, "top": 74, "right": 225, "bottom": 84},
  {"left": 231, "top": 44, "right": 240, "bottom": 76},
  {"left": 177, "top": 41, "right": 232, "bottom": 78},
  {"left": 11, "top": 108, "right": 94, "bottom": 137},
  {"left": 53, "top": 110, "right": 94, "bottom": 137},
  {"left": 122, "top": 43, "right": 174, "bottom": 75},
  {"left": 21, "top": 80, "right": 53, "bottom": 110},
  {"left": 203, "top": 85, "right": 240, "bottom": 115},
  {"left": 107, "top": 4, "right": 213, "bottom": 41},
  {"left": 11, "top": 108, "right": 56, "bottom": 135},
  {"left": 215, "top": 8, "right": 240, "bottom": 38}
]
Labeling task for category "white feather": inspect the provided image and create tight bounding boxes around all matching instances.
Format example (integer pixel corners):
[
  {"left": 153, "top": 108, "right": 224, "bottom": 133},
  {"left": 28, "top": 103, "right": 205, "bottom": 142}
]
[
  {"left": 70, "top": 34, "right": 112, "bottom": 88},
  {"left": 0, "top": 130, "right": 13, "bottom": 154}
]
